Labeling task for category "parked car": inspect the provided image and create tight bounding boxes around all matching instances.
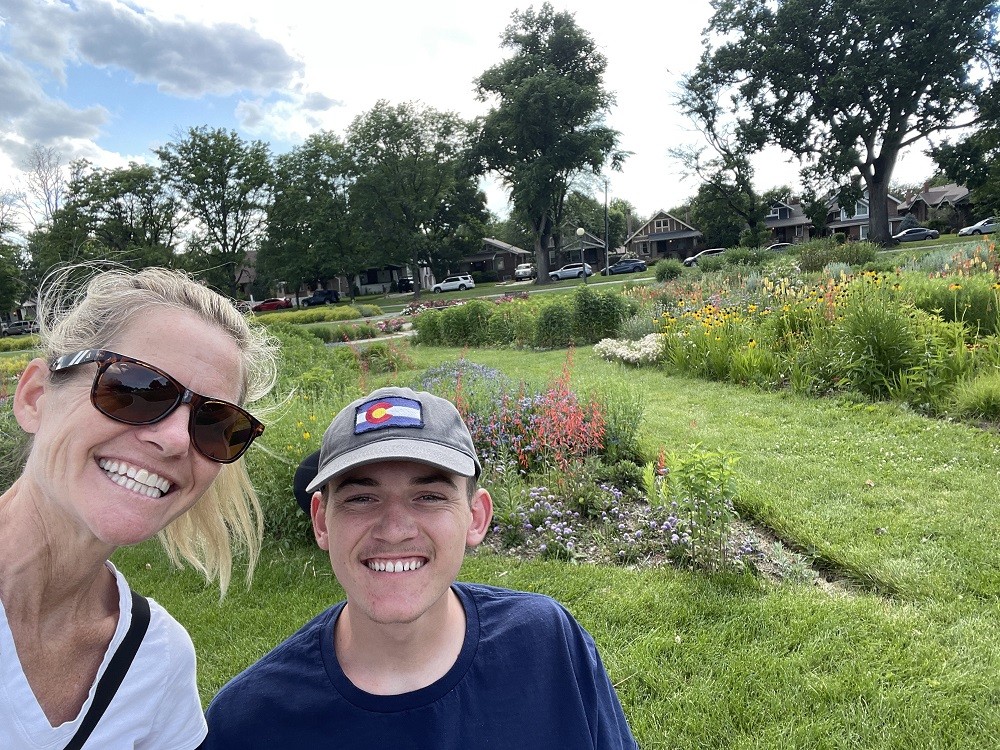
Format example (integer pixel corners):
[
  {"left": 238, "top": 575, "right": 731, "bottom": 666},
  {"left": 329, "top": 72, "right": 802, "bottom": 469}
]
[
  {"left": 513, "top": 263, "right": 537, "bottom": 280},
  {"left": 893, "top": 227, "right": 940, "bottom": 242},
  {"left": 958, "top": 217, "right": 999, "bottom": 236},
  {"left": 549, "top": 262, "right": 594, "bottom": 280},
  {"left": 396, "top": 277, "right": 414, "bottom": 293},
  {"left": 683, "top": 248, "right": 726, "bottom": 267},
  {"left": 251, "top": 297, "right": 293, "bottom": 312},
  {"left": 765, "top": 242, "right": 793, "bottom": 252},
  {"left": 299, "top": 289, "right": 340, "bottom": 307},
  {"left": 0, "top": 321, "right": 7, "bottom": 336},
  {"left": 432, "top": 274, "right": 475, "bottom": 293},
  {"left": 6, "top": 319, "right": 39, "bottom": 335},
  {"left": 601, "top": 258, "right": 647, "bottom": 275}
]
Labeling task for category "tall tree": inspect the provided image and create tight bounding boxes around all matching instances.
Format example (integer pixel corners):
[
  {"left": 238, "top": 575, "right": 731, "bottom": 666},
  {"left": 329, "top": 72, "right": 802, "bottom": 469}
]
[
  {"left": 683, "top": 0, "right": 1000, "bottom": 245},
  {"left": 347, "top": 101, "right": 488, "bottom": 293},
  {"left": 471, "top": 3, "right": 626, "bottom": 282},
  {"left": 933, "top": 96, "right": 1000, "bottom": 216},
  {"left": 155, "top": 126, "right": 273, "bottom": 292},
  {"left": 15, "top": 145, "right": 69, "bottom": 233},
  {"left": 258, "top": 132, "right": 364, "bottom": 299},
  {"left": 64, "top": 162, "right": 182, "bottom": 267}
]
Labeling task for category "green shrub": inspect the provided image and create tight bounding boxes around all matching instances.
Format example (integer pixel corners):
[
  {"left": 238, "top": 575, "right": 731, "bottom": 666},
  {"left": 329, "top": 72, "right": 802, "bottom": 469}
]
[
  {"left": 412, "top": 310, "right": 444, "bottom": 345},
  {"left": 655, "top": 258, "right": 684, "bottom": 281},
  {"left": 0, "top": 335, "right": 39, "bottom": 353},
  {"left": 951, "top": 372, "right": 1000, "bottom": 421},
  {"left": 698, "top": 254, "right": 726, "bottom": 273},
  {"left": 798, "top": 239, "right": 878, "bottom": 272},
  {"left": 835, "top": 287, "right": 920, "bottom": 399},
  {"left": 572, "top": 286, "right": 628, "bottom": 344},
  {"left": 486, "top": 302, "right": 537, "bottom": 348},
  {"left": 534, "top": 300, "right": 575, "bottom": 349},
  {"left": 723, "top": 247, "right": 764, "bottom": 267},
  {"left": 900, "top": 274, "right": 1000, "bottom": 336},
  {"left": 440, "top": 299, "right": 494, "bottom": 346},
  {"left": 304, "top": 322, "right": 379, "bottom": 343},
  {"left": 833, "top": 232, "right": 847, "bottom": 244}
]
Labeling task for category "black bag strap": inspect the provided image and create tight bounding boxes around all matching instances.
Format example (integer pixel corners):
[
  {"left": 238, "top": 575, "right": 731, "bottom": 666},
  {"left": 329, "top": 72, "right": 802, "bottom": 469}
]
[{"left": 64, "top": 590, "right": 151, "bottom": 750}]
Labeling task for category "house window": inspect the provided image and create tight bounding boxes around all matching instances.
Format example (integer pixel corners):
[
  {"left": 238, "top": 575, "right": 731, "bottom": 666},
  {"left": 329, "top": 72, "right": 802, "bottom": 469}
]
[
  {"left": 795, "top": 225, "right": 803, "bottom": 237},
  {"left": 856, "top": 201, "right": 869, "bottom": 217},
  {"left": 768, "top": 206, "right": 780, "bottom": 218},
  {"left": 860, "top": 224, "right": 869, "bottom": 240}
]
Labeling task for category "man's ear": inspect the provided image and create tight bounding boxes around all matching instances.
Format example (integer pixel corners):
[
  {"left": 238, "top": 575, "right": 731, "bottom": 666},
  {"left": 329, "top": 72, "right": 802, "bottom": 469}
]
[
  {"left": 311, "top": 492, "right": 330, "bottom": 551},
  {"left": 13, "top": 358, "right": 52, "bottom": 434},
  {"left": 466, "top": 487, "right": 493, "bottom": 547}
]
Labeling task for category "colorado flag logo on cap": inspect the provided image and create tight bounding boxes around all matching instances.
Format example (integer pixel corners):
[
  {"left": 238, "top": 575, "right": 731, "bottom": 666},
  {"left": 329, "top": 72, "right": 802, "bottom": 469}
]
[{"left": 354, "top": 396, "right": 424, "bottom": 434}]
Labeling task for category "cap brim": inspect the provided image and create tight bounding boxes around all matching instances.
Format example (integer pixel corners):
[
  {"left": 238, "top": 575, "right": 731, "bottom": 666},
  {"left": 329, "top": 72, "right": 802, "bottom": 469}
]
[
  {"left": 304, "top": 438, "right": 478, "bottom": 494},
  {"left": 293, "top": 450, "right": 321, "bottom": 515}
]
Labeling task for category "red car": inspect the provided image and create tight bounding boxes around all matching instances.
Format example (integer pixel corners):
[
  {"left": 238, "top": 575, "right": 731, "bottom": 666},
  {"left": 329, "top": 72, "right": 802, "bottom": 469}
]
[{"left": 251, "top": 297, "right": 292, "bottom": 313}]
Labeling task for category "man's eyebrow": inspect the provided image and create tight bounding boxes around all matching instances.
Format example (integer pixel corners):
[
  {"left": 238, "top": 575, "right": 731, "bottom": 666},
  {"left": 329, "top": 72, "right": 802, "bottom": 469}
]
[{"left": 332, "top": 470, "right": 459, "bottom": 493}]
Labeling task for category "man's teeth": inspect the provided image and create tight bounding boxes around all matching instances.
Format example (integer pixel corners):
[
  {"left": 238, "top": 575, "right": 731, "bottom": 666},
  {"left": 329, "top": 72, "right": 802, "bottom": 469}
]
[
  {"left": 98, "top": 459, "right": 171, "bottom": 498},
  {"left": 367, "top": 559, "right": 424, "bottom": 573}
]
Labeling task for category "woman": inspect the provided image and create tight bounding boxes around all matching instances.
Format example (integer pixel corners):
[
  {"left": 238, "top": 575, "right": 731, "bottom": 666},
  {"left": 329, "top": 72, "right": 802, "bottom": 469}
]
[{"left": 0, "top": 266, "right": 278, "bottom": 748}]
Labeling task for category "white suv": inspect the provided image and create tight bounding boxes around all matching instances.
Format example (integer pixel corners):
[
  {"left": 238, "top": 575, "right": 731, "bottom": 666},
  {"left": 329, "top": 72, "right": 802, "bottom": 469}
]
[
  {"left": 549, "top": 262, "right": 593, "bottom": 281},
  {"left": 432, "top": 274, "right": 475, "bottom": 293}
]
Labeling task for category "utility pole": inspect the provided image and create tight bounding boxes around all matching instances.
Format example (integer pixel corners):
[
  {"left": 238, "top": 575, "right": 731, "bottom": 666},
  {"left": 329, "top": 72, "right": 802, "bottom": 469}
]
[{"left": 603, "top": 177, "right": 609, "bottom": 272}]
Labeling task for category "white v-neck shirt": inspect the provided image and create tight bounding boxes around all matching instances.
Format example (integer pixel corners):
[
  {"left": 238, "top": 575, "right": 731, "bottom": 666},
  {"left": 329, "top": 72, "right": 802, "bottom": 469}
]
[{"left": 1, "top": 562, "right": 207, "bottom": 749}]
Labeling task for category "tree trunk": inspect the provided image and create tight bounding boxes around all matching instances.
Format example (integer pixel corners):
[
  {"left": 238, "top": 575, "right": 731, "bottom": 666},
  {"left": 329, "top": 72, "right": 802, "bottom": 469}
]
[
  {"left": 864, "top": 146, "right": 900, "bottom": 246},
  {"left": 533, "top": 214, "right": 553, "bottom": 284}
]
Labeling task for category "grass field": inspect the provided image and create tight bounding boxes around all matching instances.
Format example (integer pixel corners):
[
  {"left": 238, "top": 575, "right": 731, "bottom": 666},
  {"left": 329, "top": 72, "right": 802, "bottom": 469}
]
[{"left": 112, "top": 343, "right": 1000, "bottom": 750}]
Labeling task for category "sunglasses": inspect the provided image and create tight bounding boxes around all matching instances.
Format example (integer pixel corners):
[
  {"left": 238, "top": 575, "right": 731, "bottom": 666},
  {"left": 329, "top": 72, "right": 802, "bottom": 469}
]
[{"left": 49, "top": 349, "right": 264, "bottom": 464}]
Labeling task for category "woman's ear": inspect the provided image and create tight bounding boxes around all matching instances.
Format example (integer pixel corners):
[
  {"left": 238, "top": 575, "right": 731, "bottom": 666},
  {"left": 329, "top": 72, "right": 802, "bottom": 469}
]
[{"left": 12, "top": 358, "right": 52, "bottom": 434}]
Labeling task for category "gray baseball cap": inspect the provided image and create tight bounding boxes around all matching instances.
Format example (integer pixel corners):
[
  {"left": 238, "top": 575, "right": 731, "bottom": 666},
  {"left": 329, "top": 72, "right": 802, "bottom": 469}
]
[{"left": 304, "top": 387, "right": 482, "bottom": 494}]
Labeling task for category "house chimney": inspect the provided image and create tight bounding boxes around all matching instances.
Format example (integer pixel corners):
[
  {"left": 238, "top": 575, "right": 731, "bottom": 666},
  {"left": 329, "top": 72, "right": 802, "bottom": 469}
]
[{"left": 922, "top": 181, "right": 931, "bottom": 193}]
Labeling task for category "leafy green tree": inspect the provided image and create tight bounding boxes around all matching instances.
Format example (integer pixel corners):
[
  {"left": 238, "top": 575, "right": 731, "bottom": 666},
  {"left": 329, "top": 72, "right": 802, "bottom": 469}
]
[
  {"left": 471, "top": 3, "right": 626, "bottom": 282},
  {"left": 62, "top": 162, "right": 181, "bottom": 268},
  {"left": 683, "top": 0, "right": 1000, "bottom": 245},
  {"left": 0, "top": 233, "right": 24, "bottom": 315},
  {"left": 668, "top": 132, "right": 767, "bottom": 245},
  {"left": 688, "top": 182, "right": 746, "bottom": 249},
  {"left": 347, "top": 100, "right": 487, "bottom": 294},
  {"left": 155, "top": 126, "right": 273, "bottom": 292},
  {"left": 934, "top": 98, "right": 1000, "bottom": 217},
  {"left": 258, "top": 132, "right": 364, "bottom": 299},
  {"left": 485, "top": 213, "right": 535, "bottom": 251}
]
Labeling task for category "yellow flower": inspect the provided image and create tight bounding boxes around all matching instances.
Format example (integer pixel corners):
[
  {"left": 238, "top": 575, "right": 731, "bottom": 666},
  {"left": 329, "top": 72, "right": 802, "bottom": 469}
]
[{"left": 302, "top": 431, "right": 311, "bottom": 441}]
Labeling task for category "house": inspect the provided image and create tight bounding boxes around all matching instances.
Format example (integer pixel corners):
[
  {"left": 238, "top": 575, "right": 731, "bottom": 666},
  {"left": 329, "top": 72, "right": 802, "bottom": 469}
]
[
  {"left": 824, "top": 190, "right": 904, "bottom": 241},
  {"left": 624, "top": 211, "right": 702, "bottom": 261},
  {"left": 460, "top": 238, "right": 533, "bottom": 281},
  {"left": 765, "top": 198, "right": 813, "bottom": 244},
  {"left": 560, "top": 228, "right": 606, "bottom": 270},
  {"left": 898, "top": 182, "right": 971, "bottom": 225}
]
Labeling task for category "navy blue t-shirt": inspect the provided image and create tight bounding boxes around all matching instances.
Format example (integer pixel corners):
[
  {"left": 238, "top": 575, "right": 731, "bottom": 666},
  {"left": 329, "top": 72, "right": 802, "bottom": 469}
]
[{"left": 204, "top": 583, "right": 638, "bottom": 749}]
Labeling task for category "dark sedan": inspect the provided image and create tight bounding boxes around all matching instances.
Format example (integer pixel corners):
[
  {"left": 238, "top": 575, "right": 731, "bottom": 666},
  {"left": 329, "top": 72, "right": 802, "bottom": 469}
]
[
  {"left": 601, "top": 258, "right": 647, "bottom": 275},
  {"left": 251, "top": 297, "right": 293, "bottom": 313},
  {"left": 892, "top": 227, "right": 940, "bottom": 242}
]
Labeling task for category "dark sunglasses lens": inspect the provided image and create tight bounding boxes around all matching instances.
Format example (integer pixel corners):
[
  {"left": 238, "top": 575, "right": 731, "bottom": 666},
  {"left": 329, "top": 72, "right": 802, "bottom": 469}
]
[
  {"left": 93, "top": 362, "right": 180, "bottom": 423},
  {"left": 193, "top": 400, "right": 259, "bottom": 462}
]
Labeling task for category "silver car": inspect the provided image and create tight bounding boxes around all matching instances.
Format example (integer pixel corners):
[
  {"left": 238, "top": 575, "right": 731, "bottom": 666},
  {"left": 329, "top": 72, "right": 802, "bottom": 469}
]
[
  {"left": 549, "top": 262, "right": 593, "bottom": 280},
  {"left": 958, "top": 217, "right": 999, "bottom": 236}
]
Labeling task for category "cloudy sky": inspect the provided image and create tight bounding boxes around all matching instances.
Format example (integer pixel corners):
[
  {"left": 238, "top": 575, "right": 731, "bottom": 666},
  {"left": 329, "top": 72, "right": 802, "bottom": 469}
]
[{"left": 0, "top": 0, "right": 939, "bottom": 222}]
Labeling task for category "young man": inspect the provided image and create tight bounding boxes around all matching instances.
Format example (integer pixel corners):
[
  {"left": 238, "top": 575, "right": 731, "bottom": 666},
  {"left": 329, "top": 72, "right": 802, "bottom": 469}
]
[{"left": 204, "top": 387, "right": 639, "bottom": 749}]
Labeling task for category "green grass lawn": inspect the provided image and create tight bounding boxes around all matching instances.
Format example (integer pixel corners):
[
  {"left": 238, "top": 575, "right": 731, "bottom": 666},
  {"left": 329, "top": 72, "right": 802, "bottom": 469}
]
[{"left": 112, "top": 343, "right": 1000, "bottom": 749}]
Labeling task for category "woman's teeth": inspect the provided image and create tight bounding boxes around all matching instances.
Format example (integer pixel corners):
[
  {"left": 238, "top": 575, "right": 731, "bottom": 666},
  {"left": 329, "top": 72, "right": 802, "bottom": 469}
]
[{"left": 99, "top": 459, "right": 171, "bottom": 498}]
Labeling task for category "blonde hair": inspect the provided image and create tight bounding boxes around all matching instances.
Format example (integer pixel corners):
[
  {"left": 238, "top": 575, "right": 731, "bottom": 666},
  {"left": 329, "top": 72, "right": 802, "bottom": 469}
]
[{"left": 38, "top": 264, "right": 279, "bottom": 594}]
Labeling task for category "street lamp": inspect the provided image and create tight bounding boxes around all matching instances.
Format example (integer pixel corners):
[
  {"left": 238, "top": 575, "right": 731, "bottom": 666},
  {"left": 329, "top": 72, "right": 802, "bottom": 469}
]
[{"left": 576, "top": 226, "right": 588, "bottom": 284}]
